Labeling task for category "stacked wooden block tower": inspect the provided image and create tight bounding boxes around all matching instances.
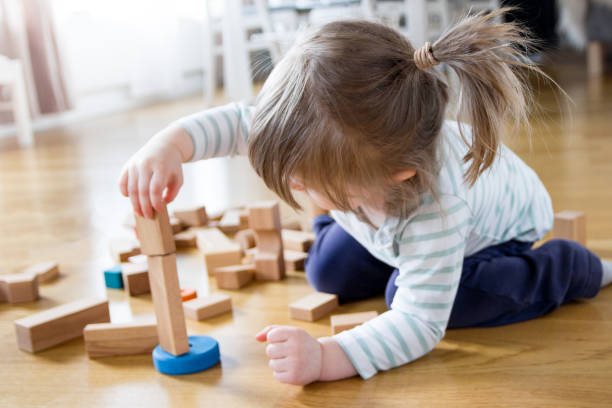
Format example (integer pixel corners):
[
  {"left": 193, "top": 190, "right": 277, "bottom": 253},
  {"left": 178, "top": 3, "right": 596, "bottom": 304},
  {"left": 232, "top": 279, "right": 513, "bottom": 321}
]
[{"left": 248, "top": 201, "right": 285, "bottom": 281}]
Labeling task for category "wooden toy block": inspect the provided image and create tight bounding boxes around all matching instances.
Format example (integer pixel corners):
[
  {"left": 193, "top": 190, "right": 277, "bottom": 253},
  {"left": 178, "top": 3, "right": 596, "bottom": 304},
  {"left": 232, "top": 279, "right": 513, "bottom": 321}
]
[
  {"left": 248, "top": 201, "right": 281, "bottom": 231},
  {"left": 239, "top": 210, "right": 250, "bottom": 229},
  {"left": 110, "top": 238, "right": 141, "bottom": 263},
  {"left": 180, "top": 288, "right": 197, "bottom": 302},
  {"left": 127, "top": 254, "right": 148, "bottom": 264},
  {"left": 14, "top": 298, "right": 110, "bottom": 353},
  {"left": 195, "top": 227, "right": 242, "bottom": 273},
  {"left": 282, "top": 219, "right": 302, "bottom": 231},
  {"left": 183, "top": 293, "right": 232, "bottom": 321},
  {"left": 214, "top": 264, "right": 255, "bottom": 289},
  {"left": 0, "top": 273, "right": 39, "bottom": 303},
  {"left": 83, "top": 319, "right": 158, "bottom": 358},
  {"left": 218, "top": 209, "right": 242, "bottom": 234},
  {"left": 104, "top": 265, "right": 123, "bottom": 289},
  {"left": 234, "top": 229, "right": 256, "bottom": 253},
  {"left": 254, "top": 252, "right": 286, "bottom": 281},
  {"left": 174, "top": 229, "right": 198, "bottom": 248},
  {"left": 284, "top": 250, "right": 308, "bottom": 272},
  {"left": 170, "top": 217, "right": 185, "bottom": 234},
  {"left": 243, "top": 247, "right": 258, "bottom": 264},
  {"left": 134, "top": 205, "right": 176, "bottom": 256},
  {"left": 331, "top": 311, "right": 378, "bottom": 334},
  {"left": 173, "top": 205, "right": 208, "bottom": 227},
  {"left": 289, "top": 292, "right": 339, "bottom": 322},
  {"left": 147, "top": 254, "right": 190, "bottom": 356},
  {"left": 256, "top": 230, "right": 283, "bottom": 254},
  {"left": 553, "top": 211, "right": 587, "bottom": 245},
  {"left": 122, "top": 262, "right": 150, "bottom": 296},
  {"left": 282, "top": 229, "right": 316, "bottom": 252},
  {"left": 21, "top": 261, "right": 59, "bottom": 283}
]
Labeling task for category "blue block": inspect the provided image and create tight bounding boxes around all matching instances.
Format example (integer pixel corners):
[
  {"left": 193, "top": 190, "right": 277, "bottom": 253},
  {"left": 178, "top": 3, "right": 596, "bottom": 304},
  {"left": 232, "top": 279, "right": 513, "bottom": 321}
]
[
  {"left": 104, "top": 265, "right": 124, "bottom": 289},
  {"left": 153, "top": 335, "right": 220, "bottom": 375}
]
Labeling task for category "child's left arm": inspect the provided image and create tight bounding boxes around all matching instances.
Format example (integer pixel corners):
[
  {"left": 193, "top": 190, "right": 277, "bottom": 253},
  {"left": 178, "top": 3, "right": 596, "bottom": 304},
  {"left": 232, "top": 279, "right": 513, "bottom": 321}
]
[{"left": 255, "top": 326, "right": 357, "bottom": 384}]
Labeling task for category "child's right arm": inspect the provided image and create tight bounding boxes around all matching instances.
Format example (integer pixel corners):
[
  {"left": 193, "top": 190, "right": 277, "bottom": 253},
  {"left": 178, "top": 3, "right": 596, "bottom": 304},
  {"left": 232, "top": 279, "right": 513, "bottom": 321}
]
[{"left": 118, "top": 102, "right": 254, "bottom": 218}]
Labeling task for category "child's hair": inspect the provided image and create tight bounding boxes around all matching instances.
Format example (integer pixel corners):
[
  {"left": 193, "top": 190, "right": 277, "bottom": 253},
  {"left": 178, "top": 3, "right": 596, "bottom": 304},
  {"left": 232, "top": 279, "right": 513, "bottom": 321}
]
[{"left": 248, "top": 8, "right": 543, "bottom": 217}]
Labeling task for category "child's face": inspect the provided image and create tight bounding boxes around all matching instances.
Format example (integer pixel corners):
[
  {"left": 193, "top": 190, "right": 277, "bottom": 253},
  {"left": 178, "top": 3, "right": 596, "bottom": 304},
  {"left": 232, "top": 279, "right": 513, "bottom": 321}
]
[{"left": 289, "top": 177, "right": 372, "bottom": 212}]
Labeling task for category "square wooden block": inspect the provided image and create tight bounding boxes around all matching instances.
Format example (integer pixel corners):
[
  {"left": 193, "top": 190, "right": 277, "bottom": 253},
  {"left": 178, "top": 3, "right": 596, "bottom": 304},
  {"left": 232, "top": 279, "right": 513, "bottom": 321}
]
[
  {"left": 214, "top": 264, "right": 255, "bottom": 289},
  {"left": 284, "top": 250, "right": 308, "bottom": 272},
  {"left": 254, "top": 252, "right": 286, "bottom": 281},
  {"left": 289, "top": 292, "right": 338, "bottom": 321},
  {"left": 330, "top": 311, "right": 378, "bottom": 335},
  {"left": 553, "top": 211, "right": 586, "bottom": 245},
  {"left": 248, "top": 201, "right": 281, "bottom": 231},
  {"left": 134, "top": 204, "right": 176, "bottom": 256},
  {"left": 282, "top": 229, "right": 316, "bottom": 252},
  {"left": 173, "top": 205, "right": 208, "bottom": 227},
  {"left": 0, "top": 273, "right": 39, "bottom": 303},
  {"left": 122, "top": 262, "right": 150, "bottom": 296},
  {"left": 21, "top": 261, "right": 59, "bottom": 283},
  {"left": 83, "top": 319, "right": 158, "bottom": 358},
  {"left": 183, "top": 293, "right": 232, "bottom": 321},
  {"left": 256, "top": 230, "right": 283, "bottom": 254}
]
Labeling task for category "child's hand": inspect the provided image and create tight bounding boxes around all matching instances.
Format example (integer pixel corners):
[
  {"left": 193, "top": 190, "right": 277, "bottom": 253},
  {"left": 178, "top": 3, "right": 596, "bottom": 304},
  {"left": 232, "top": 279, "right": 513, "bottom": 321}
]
[
  {"left": 255, "top": 325, "right": 322, "bottom": 385},
  {"left": 118, "top": 137, "right": 184, "bottom": 218}
]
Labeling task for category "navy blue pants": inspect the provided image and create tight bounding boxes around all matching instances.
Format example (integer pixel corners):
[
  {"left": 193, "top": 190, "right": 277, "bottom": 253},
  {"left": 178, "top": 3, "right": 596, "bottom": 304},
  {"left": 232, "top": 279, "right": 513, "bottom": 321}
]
[{"left": 305, "top": 215, "right": 603, "bottom": 328}]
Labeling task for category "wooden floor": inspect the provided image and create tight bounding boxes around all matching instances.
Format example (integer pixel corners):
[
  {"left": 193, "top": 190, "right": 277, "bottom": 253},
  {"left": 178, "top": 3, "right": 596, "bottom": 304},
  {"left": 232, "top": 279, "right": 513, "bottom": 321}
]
[{"left": 1, "top": 55, "right": 611, "bottom": 407}]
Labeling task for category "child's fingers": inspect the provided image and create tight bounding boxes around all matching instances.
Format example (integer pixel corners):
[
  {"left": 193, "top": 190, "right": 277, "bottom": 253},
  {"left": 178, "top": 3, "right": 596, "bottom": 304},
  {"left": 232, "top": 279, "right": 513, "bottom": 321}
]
[
  {"left": 138, "top": 168, "right": 154, "bottom": 219},
  {"left": 255, "top": 325, "right": 283, "bottom": 342},
  {"left": 266, "top": 327, "right": 291, "bottom": 344},
  {"left": 265, "top": 343, "right": 287, "bottom": 359},
  {"left": 127, "top": 167, "right": 143, "bottom": 217},
  {"left": 118, "top": 167, "right": 129, "bottom": 197},
  {"left": 162, "top": 172, "right": 183, "bottom": 204},
  {"left": 149, "top": 171, "right": 168, "bottom": 213},
  {"left": 268, "top": 358, "right": 288, "bottom": 372}
]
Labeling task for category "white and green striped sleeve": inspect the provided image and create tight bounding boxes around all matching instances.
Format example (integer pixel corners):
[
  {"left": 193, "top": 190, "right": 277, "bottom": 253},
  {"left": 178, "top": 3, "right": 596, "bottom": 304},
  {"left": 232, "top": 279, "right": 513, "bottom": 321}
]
[
  {"left": 333, "top": 195, "right": 472, "bottom": 379},
  {"left": 172, "top": 102, "right": 255, "bottom": 161}
]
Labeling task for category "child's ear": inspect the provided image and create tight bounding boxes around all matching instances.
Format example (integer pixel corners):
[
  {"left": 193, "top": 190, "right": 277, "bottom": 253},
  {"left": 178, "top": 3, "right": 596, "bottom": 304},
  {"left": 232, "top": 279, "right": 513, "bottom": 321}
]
[{"left": 392, "top": 169, "right": 417, "bottom": 182}]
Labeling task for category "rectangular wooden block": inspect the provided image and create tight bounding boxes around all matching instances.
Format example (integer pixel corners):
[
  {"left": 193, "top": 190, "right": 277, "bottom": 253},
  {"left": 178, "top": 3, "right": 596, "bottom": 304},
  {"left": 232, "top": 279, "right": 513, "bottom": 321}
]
[
  {"left": 170, "top": 217, "right": 185, "bottom": 234},
  {"left": 122, "top": 263, "right": 150, "bottom": 296},
  {"left": 14, "top": 298, "right": 110, "bottom": 352},
  {"left": 110, "top": 238, "right": 141, "bottom": 263},
  {"left": 284, "top": 250, "right": 308, "bottom": 272},
  {"left": 174, "top": 229, "right": 198, "bottom": 248},
  {"left": 21, "top": 261, "right": 59, "bottom": 283},
  {"left": 173, "top": 205, "right": 208, "bottom": 227},
  {"left": 0, "top": 273, "right": 39, "bottom": 303},
  {"left": 83, "top": 319, "right": 158, "bottom": 358},
  {"left": 256, "top": 230, "right": 283, "bottom": 254},
  {"left": 248, "top": 201, "right": 281, "bottom": 231},
  {"left": 183, "top": 293, "right": 232, "bottom": 321},
  {"left": 147, "top": 254, "right": 190, "bottom": 356},
  {"left": 282, "top": 229, "right": 316, "bottom": 252},
  {"left": 218, "top": 209, "right": 242, "bottom": 234},
  {"left": 214, "top": 264, "right": 255, "bottom": 289},
  {"left": 135, "top": 205, "right": 176, "bottom": 256},
  {"left": 553, "top": 211, "right": 587, "bottom": 245},
  {"left": 331, "top": 311, "right": 378, "bottom": 334},
  {"left": 255, "top": 252, "right": 286, "bottom": 281},
  {"left": 196, "top": 228, "right": 243, "bottom": 273},
  {"left": 289, "top": 292, "right": 338, "bottom": 321},
  {"left": 234, "top": 229, "right": 256, "bottom": 253}
]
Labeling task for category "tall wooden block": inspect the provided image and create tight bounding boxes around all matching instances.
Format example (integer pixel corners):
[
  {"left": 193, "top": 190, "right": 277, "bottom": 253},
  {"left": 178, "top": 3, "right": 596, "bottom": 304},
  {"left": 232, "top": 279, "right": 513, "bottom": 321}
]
[
  {"left": 14, "top": 298, "right": 110, "bottom": 352},
  {"left": 173, "top": 205, "right": 208, "bottom": 227},
  {"left": 0, "top": 273, "right": 39, "bottom": 303},
  {"left": 110, "top": 238, "right": 141, "bottom": 263},
  {"left": 284, "top": 250, "right": 308, "bottom": 272},
  {"left": 553, "top": 211, "right": 587, "bottom": 246},
  {"left": 214, "top": 264, "right": 254, "bottom": 289},
  {"left": 183, "top": 293, "right": 232, "bottom": 321},
  {"left": 282, "top": 229, "right": 316, "bottom": 252},
  {"left": 147, "top": 254, "right": 190, "bottom": 356},
  {"left": 289, "top": 292, "right": 338, "bottom": 322},
  {"left": 83, "top": 319, "right": 158, "bottom": 358},
  {"left": 22, "top": 261, "right": 59, "bottom": 283},
  {"left": 122, "top": 262, "right": 150, "bottom": 296},
  {"left": 255, "top": 252, "right": 285, "bottom": 281},
  {"left": 248, "top": 201, "right": 281, "bottom": 231},
  {"left": 331, "top": 311, "right": 378, "bottom": 334},
  {"left": 134, "top": 205, "right": 176, "bottom": 255},
  {"left": 196, "top": 228, "right": 242, "bottom": 273}
]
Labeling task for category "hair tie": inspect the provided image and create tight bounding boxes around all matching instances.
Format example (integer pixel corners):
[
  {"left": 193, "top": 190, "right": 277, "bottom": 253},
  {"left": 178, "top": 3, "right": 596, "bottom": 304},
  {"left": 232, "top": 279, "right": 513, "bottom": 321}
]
[{"left": 414, "top": 42, "right": 439, "bottom": 70}]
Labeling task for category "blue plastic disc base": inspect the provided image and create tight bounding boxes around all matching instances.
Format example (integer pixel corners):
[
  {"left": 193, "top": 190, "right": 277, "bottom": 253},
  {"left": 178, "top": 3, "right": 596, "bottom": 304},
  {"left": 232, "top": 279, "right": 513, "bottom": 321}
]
[{"left": 153, "top": 335, "right": 220, "bottom": 375}]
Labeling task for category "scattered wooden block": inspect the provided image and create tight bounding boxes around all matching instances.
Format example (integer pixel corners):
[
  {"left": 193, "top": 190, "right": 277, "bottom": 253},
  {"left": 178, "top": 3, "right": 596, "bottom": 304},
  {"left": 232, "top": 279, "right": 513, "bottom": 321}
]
[
  {"left": 21, "top": 261, "right": 59, "bottom": 283},
  {"left": 214, "top": 264, "right": 255, "bottom": 289},
  {"left": 14, "top": 298, "right": 110, "bottom": 352},
  {"left": 282, "top": 219, "right": 302, "bottom": 231},
  {"left": 173, "top": 205, "right": 208, "bottom": 227},
  {"left": 218, "top": 209, "right": 242, "bottom": 234},
  {"left": 170, "top": 217, "right": 185, "bottom": 234},
  {"left": 147, "top": 254, "right": 190, "bottom": 356},
  {"left": 110, "top": 238, "right": 141, "bottom": 263},
  {"left": 552, "top": 211, "right": 587, "bottom": 246},
  {"left": 284, "top": 250, "right": 308, "bottom": 272},
  {"left": 195, "top": 228, "right": 242, "bottom": 273},
  {"left": 127, "top": 254, "right": 148, "bottom": 264},
  {"left": 183, "top": 293, "right": 232, "bottom": 321},
  {"left": 248, "top": 201, "right": 281, "bottom": 231},
  {"left": 254, "top": 252, "right": 285, "bottom": 281},
  {"left": 122, "top": 262, "right": 150, "bottom": 296},
  {"left": 0, "top": 273, "right": 39, "bottom": 303},
  {"left": 282, "top": 229, "right": 316, "bottom": 252},
  {"left": 289, "top": 292, "right": 338, "bottom": 322},
  {"left": 104, "top": 265, "right": 123, "bottom": 289},
  {"left": 238, "top": 210, "right": 250, "bottom": 229},
  {"left": 330, "top": 311, "right": 378, "bottom": 335},
  {"left": 83, "top": 319, "right": 158, "bottom": 358},
  {"left": 174, "top": 229, "right": 198, "bottom": 248},
  {"left": 243, "top": 248, "right": 258, "bottom": 264},
  {"left": 180, "top": 288, "right": 197, "bottom": 302},
  {"left": 134, "top": 205, "right": 176, "bottom": 256},
  {"left": 234, "top": 229, "right": 256, "bottom": 253}
]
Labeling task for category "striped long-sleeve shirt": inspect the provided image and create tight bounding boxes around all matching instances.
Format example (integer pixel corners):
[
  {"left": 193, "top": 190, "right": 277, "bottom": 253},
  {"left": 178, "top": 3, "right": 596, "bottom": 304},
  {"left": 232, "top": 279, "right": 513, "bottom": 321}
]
[{"left": 175, "top": 102, "right": 554, "bottom": 379}]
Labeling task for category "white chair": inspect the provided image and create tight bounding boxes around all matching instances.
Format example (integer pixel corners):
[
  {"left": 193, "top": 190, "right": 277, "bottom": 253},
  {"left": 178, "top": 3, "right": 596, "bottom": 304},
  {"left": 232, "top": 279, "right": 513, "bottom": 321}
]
[{"left": 0, "top": 56, "right": 33, "bottom": 147}]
